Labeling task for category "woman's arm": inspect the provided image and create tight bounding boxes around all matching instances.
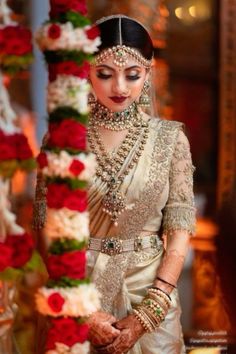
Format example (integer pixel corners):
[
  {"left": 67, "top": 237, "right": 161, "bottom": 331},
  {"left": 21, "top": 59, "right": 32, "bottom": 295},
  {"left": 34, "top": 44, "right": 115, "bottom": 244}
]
[{"left": 154, "top": 128, "right": 195, "bottom": 293}]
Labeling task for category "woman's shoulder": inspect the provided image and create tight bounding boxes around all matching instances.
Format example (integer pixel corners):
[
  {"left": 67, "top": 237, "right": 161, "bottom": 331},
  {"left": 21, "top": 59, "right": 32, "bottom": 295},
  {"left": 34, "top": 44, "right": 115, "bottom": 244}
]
[{"left": 147, "top": 115, "right": 184, "bottom": 133}]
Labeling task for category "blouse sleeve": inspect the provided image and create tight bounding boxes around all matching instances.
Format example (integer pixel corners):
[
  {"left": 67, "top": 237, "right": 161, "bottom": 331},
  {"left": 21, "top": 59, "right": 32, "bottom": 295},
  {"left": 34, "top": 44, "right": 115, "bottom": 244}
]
[{"left": 162, "top": 129, "right": 196, "bottom": 235}]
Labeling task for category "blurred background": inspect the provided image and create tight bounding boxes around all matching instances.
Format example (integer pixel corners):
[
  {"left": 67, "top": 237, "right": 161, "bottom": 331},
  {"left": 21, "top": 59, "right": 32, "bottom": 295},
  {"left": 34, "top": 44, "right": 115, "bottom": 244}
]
[{"left": 1, "top": 0, "right": 236, "bottom": 353}]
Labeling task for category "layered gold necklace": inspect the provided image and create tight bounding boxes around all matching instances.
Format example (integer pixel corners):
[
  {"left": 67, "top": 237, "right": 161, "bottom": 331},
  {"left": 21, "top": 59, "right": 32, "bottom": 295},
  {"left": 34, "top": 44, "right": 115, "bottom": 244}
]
[{"left": 88, "top": 102, "right": 149, "bottom": 226}]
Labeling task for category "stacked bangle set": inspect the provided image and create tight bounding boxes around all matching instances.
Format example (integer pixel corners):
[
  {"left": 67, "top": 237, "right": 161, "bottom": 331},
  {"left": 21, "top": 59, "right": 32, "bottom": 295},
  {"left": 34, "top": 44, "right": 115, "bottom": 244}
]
[{"left": 133, "top": 287, "right": 171, "bottom": 332}]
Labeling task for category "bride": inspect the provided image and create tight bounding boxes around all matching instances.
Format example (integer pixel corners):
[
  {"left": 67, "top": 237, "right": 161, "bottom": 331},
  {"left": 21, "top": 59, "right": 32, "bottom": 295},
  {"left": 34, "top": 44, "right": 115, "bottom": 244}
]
[{"left": 85, "top": 14, "right": 196, "bottom": 354}]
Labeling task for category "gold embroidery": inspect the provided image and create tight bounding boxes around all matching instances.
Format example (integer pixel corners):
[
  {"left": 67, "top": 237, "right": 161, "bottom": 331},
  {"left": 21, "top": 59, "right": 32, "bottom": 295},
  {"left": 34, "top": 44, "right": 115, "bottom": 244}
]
[
  {"left": 93, "top": 119, "right": 184, "bottom": 312},
  {"left": 162, "top": 130, "right": 196, "bottom": 235}
]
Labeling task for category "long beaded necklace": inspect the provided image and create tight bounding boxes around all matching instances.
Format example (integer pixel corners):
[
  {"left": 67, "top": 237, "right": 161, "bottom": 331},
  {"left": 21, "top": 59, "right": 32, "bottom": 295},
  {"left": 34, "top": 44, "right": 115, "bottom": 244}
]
[{"left": 88, "top": 104, "right": 149, "bottom": 226}]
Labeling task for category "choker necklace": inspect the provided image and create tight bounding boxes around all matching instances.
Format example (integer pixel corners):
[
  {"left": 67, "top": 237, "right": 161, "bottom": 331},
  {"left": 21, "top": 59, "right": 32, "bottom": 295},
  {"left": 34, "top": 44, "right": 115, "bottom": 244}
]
[{"left": 89, "top": 101, "right": 140, "bottom": 131}]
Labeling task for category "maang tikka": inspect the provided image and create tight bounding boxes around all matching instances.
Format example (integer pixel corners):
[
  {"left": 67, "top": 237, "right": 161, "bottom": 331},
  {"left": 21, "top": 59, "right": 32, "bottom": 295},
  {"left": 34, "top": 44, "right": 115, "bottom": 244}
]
[{"left": 93, "top": 15, "right": 152, "bottom": 69}]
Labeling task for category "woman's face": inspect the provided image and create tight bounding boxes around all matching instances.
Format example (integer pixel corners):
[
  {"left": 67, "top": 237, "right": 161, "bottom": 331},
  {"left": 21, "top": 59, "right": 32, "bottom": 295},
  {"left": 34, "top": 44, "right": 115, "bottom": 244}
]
[{"left": 89, "top": 56, "right": 149, "bottom": 112}]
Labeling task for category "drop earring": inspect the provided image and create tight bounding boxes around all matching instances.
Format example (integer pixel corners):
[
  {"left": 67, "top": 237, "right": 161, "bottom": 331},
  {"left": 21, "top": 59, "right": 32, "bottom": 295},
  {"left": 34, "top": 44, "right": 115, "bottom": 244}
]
[
  {"left": 138, "top": 80, "right": 151, "bottom": 107},
  {"left": 88, "top": 86, "right": 97, "bottom": 106}
]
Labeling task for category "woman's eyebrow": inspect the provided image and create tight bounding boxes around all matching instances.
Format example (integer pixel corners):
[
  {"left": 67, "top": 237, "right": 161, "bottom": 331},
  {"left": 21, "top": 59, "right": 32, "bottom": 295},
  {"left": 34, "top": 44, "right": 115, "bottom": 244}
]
[
  {"left": 96, "top": 64, "right": 115, "bottom": 71},
  {"left": 96, "top": 65, "right": 141, "bottom": 71},
  {"left": 125, "top": 65, "right": 141, "bottom": 71}
]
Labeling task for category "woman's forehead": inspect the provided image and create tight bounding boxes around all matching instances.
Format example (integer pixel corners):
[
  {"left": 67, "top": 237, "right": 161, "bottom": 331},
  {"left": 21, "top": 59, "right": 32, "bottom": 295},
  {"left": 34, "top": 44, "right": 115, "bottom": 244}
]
[{"left": 94, "top": 56, "right": 143, "bottom": 70}]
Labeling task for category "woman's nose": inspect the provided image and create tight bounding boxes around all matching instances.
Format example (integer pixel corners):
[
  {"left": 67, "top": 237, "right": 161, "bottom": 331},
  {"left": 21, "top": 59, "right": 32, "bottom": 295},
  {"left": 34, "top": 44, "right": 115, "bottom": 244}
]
[{"left": 112, "top": 76, "right": 129, "bottom": 95}]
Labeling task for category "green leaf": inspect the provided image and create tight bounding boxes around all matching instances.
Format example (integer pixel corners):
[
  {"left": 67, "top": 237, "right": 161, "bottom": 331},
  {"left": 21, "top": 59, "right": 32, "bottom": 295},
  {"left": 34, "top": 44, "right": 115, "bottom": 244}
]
[
  {"left": 0, "top": 267, "right": 23, "bottom": 282},
  {"left": 63, "top": 12, "right": 90, "bottom": 28},
  {"left": 48, "top": 107, "right": 88, "bottom": 125},
  {"left": 0, "top": 160, "right": 19, "bottom": 178},
  {"left": 44, "top": 50, "right": 93, "bottom": 65},
  {"left": 22, "top": 251, "right": 47, "bottom": 274},
  {"left": 47, "top": 277, "right": 90, "bottom": 288},
  {"left": 49, "top": 238, "right": 87, "bottom": 255},
  {"left": 20, "top": 158, "right": 37, "bottom": 171},
  {"left": 46, "top": 177, "right": 87, "bottom": 190}
]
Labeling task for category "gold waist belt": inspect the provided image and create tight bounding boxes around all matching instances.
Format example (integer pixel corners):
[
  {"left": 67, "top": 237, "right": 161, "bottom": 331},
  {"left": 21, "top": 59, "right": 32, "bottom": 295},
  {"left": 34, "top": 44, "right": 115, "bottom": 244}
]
[{"left": 88, "top": 234, "right": 163, "bottom": 256}]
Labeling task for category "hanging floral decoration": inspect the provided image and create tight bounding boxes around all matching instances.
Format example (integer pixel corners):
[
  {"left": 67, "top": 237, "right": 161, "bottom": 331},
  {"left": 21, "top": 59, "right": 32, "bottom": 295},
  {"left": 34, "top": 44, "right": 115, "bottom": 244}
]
[
  {"left": 35, "top": 1, "right": 101, "bottom": 353},
  {"left": 0, "top": 0, "right": 35, "bottom": 276},
  {"left": 0, "top": 25, "right": 33, "bottom": 74}
]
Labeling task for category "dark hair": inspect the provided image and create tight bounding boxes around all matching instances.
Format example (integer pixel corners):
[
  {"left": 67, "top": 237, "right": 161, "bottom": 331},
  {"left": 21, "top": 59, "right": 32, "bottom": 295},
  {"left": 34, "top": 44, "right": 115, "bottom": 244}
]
[{"left": 97, "top": 17, "right": 154, "bottom": 60}]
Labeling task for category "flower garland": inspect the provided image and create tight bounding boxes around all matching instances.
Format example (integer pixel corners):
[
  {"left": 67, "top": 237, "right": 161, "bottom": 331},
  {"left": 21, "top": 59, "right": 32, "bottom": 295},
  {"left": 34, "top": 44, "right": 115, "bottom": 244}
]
[
  {"left": 0, "top": 0, "right": 33, "bottom": 75},
  {"left": 0, "top": 1, "right": 35, "bottom": 275},
  {"left": 0, "top": 129, "right": 35, "bottom": 178},
  {"left": 35, "top": 1, "right": 101, "bottom": 353}
]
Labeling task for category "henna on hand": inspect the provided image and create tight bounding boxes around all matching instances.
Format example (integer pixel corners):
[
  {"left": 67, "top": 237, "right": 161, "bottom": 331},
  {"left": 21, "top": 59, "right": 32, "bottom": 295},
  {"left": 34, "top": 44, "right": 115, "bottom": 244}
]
[
  {"left": 87, "top": 311, "right": 120, "bottom": 347},
  {"left": 96, "top": 314, "right": 145, "bottom": 354}
]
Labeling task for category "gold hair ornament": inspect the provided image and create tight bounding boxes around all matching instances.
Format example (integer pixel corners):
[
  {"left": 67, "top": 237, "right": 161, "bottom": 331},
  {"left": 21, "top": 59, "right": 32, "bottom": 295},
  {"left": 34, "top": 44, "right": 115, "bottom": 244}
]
[
  {"left": 93, "top": 15, "right": 153, "bottom": 68},
  {"left": 93, "top": 45, "right": 152, "bottom": 68}
]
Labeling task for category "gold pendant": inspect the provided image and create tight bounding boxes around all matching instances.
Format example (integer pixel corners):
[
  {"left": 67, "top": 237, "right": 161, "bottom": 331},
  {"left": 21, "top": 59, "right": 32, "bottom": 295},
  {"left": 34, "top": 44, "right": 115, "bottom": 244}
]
[{"left": 102, "top": 189, "right": 126, "bottom": 226}]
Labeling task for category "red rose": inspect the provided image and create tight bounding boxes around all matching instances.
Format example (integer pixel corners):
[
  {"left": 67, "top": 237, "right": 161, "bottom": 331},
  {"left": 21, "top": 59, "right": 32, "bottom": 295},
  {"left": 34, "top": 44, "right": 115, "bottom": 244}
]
[
  {"left": 86, "top": 26, "right": 100, "bottom": 40},
  {"left": 48, "top": 292, "right": 65, "bottom": 313},
  {"left": 68, "top": 0, "right": 87, "bottom": 15},
  {"left": 69, "top": 159, "right": 85, "bottom": 176},
  {"left": 48, "top": 251, "right": 86, "bottom": 280},
  {"left": 62, "top": 250, "right": 86, "bottom": 279},
  {"left": 6, "top": 233, "right": 34, "bottom": 268},
  {"left": 4, "top": 38, "right": 32, "bottom": 55},
  {"left": 48, "top": 120, "right": 87, "bottom": 151},
  {"left": 37, "top": 152, "right": 48, "bottom": 169},
  {"left": 46, "top": 183, "right": 69, "bottom": 209},
  {"left": 50, "top": 61, "right": 90, "bottom": 80},
  {"left": 47, "top": 254, "right": 66, "bottom": 279},
  {"left": 13, "top": 134, "right": 33, "bottom": 160},
  {"left": 46, "top": 318, "right": 89, "bottom": 349},
  {"left": 48, "top": 23, "right": 61, "bottom": 39},
  {"left": 47, "top": 182, "right": 87, "bottom": 211},
  {"left": 49, "top": 0, "right": 87, "bottom": 17},
  {"left": 0, "top": 243, "right": 13, "bottom": 271},
  {"left": 0, "top": 30, "right": 5, "bottom": 52},
  {"left": 0, "top": 143, "right": 16, "bottom": 160},
  {"left": 63, "top": 189, "right": 87, "bottom": 212},
  {"left": 48, "top": 122, "right": 67, "bottom": 148},
  {"left": 3, "top": 26, "right": 18, "bottom": 39},
  {"left": 45, "top": 327, "right": 58, "bottom": 350}
]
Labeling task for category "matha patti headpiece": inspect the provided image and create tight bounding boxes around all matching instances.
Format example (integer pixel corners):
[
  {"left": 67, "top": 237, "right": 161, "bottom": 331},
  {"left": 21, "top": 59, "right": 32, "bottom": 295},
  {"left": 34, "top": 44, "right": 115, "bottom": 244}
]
[{"left": 93, "top": 15, "right": 153, "bottom": 69}]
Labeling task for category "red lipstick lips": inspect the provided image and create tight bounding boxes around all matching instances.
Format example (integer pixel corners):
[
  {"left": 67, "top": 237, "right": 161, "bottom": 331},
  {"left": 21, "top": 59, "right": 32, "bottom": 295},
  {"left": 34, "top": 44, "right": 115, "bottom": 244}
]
[{"left": 110, "top": 96, "right": 127, "bottom": 103}]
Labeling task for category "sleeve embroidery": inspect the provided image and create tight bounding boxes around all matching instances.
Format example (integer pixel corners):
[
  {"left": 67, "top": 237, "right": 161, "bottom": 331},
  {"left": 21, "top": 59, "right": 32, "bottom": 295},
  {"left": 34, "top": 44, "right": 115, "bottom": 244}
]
[{"left": 162, "top": 129, "right": 196, "bottom": 235}]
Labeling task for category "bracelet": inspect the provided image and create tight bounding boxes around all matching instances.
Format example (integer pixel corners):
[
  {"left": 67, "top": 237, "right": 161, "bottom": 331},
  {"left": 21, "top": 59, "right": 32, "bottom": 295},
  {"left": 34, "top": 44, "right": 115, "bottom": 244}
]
[
  {"left": 156, "top": 276, "right": 177, "bottom": 289},
  {"left": 148, "top": 287, "right": 171, "bottom": 302},
  {"left": 148, "top": 292, "right": 170, "bottom": 313}
]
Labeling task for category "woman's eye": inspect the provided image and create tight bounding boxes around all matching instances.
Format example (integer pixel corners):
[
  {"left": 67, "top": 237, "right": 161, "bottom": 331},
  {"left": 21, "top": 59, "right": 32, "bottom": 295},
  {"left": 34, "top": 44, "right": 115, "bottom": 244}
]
[
  {"left": 96, "top": 72, "right": 112, "bottom": 79},
  {"left": 127, "top": 75, "right": 141, "bottom": 81}
]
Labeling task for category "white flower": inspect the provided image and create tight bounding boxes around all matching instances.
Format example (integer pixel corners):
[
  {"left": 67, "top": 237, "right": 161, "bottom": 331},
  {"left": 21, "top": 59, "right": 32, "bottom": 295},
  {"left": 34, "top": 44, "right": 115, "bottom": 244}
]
[
  {"left": 47, "top": 75, "right": 90, "bottom": 114},
  {"left": 36, "top": 284, "right": 101, "bottom": 317},
  {"left": 46, "top": 341, "right": 90, "bottom": 354},
  {"left": 44, "top": 208, "right": 89, "bottom": 241},
  {"left": 42, "top": 151, "right": 96, "bottom": 181},
  {"left": 35, "top": 22, "right": 101, "bottom": 53}
]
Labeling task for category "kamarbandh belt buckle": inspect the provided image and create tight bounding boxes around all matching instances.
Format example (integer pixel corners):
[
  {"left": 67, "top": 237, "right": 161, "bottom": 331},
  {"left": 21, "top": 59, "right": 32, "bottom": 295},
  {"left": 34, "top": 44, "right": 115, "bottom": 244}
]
[
  {"left": 134, "top": 237, "right": 143, "bottom": 252},
  {"left": 101, "top": 237, "right": 123, "bottom": 256}
]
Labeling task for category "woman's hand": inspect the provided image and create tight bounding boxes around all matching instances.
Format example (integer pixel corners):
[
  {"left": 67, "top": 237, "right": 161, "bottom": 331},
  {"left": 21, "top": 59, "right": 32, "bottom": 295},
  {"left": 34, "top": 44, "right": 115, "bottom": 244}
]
[
  {"left": 87, "top": 311, "right": 120, "bottom": 347},
  {"left": 96, "top": 314, "right": 145, "bottom": 354}
]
